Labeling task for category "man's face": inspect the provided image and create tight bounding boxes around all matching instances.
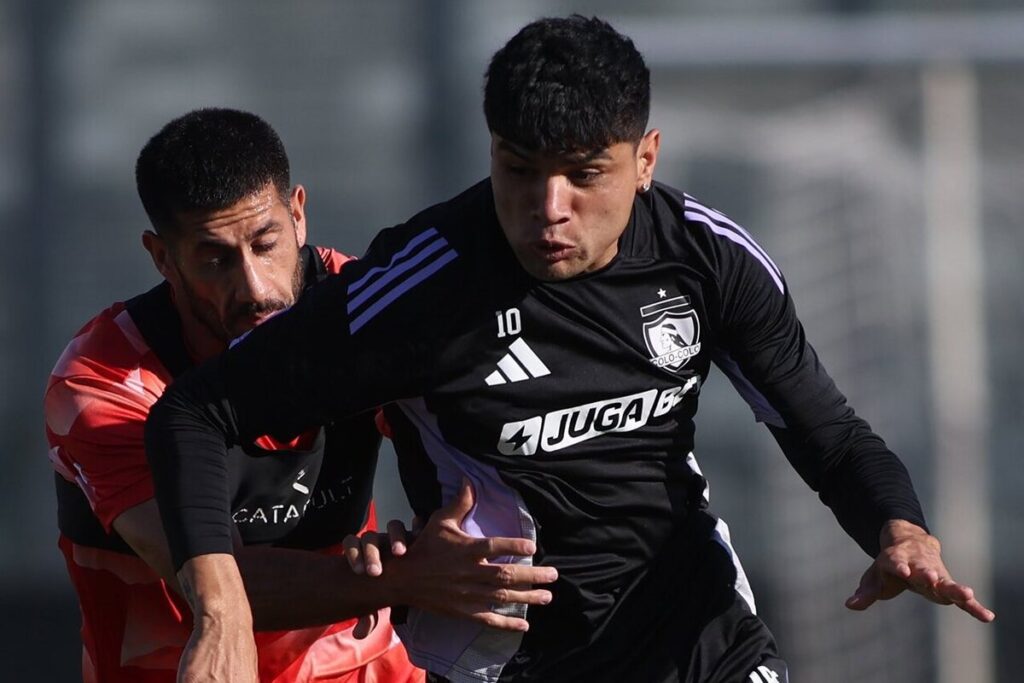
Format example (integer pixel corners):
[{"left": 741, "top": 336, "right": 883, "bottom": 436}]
[
  {"left": 148, "top": 183, "right": 307, "bottom": 348},
  {"left": 490, "top": 130, "right": 659, "bottom": 281}
]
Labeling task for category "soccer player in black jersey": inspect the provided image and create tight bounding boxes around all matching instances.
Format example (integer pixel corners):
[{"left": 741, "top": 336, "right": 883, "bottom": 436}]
[{"left": 146, "top": 16, "right": 994, "bottom": 683}]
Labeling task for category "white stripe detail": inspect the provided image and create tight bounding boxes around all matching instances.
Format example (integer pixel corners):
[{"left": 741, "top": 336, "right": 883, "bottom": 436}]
[
  {"left": 347, "top": 228, "right": 440, "bottom": 296},
  {"left": 508, "top": 338, "right": 550, "bottom": 377},
  {"left": 113, "top": 309, "right": 149, "bottom": 354},
  {"left": 685, "top": 198, "right": 782, "bottom": 279},
  {"left": 714, "top": 516, "right": 757, "bottom": 614},
  {"left": 484, "top": 339, "right": 551, "bottom": 386},
  {"left": 347, "top": 235, "right": 448, "bottom": 314},
  {"left": 684, "top": 210, "right": 785, "bottom": 294},
  {"left": 496, "top": 355, "right": 529, "bottom": 382},
  {"left": 349, "top": 248, "right": 458, "bottom": 334},
  {"left": 749, "top": 671, "right": 765, "bottom": 683}
]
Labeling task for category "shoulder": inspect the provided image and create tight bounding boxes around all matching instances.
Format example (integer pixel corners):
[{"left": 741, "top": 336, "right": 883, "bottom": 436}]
[
  {"left": 44, "top": 302, "right": 171, "bottom": 440},
  {"left": 347, "top": 180, "right": 492, "bottom": 285},
  {"left": 651, "top": 184, "right": 785, "bottom": 295},
  {"left": 331, "top": 181, "right": 493, "bottom": 340},
  {"left": 365, "top": 178, "right": 492, "bottom": 256},
  {"left": 314, "top": 246, "right": 355, "bottom": 275}
]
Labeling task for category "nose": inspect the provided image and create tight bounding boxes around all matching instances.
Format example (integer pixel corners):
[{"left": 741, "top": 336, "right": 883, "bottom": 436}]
[
  {"left": 235, "top": 253, "right": 270, "bottom": 305},
  {"left": 537, "top": 175, "right": 572, "bottom": 226}
]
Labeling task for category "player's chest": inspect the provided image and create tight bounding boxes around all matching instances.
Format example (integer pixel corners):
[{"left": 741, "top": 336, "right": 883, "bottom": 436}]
[
  {"left": 427, "top": 261, "right": 717, "bottom": 455},
  {"left": 224, "top": 425, "right": 373, "bottom": 546}
]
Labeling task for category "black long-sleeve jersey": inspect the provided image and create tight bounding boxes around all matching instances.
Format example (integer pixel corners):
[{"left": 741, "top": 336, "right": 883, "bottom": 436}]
[{"left": 147, "top": 179, "right": 926, "bottom": 682}]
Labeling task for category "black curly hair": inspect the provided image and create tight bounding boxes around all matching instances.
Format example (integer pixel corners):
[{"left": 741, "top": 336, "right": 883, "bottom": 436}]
[
  {"left": 484, "top": 15, "right": 650, "bottom": 154},
  {"left": 135, "top": 108, "right": 291, "bottom": 237}
]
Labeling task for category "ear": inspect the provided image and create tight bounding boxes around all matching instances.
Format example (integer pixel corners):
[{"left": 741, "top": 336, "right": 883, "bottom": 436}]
[
  {"left": 289, "top": 185, "right": 308, "bottom": 248},
  {"left": 636, "top": 129, "right": 661, "bottom": 192},
  {"left": 141, "top": 230, "right": 176, "bottom": 281}
]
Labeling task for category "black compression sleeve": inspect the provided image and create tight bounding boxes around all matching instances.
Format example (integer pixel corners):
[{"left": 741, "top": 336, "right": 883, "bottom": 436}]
[
  {"left": 146, "top": 355, "right": 238, "bottom": 570},
  {"left": 768, "top": 422, "right": 927, "bottom": 557}
]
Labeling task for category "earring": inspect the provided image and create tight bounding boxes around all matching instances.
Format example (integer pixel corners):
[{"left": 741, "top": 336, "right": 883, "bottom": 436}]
[{"left": 641, "top": 182, "right": 651, "bottom": 193}]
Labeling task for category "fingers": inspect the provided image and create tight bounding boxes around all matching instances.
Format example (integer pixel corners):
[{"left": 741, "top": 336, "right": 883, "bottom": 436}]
[
  {"left": 362, "top": 536, "right": 384, "bottom": 577},
  {"left": 846, "top": 547, "right": 996, "bottom": 623},
  {"left": 343, "top": 532, "right": 385, "bottom": 576},
  {"left": 342, "top": 534, "right": 365, "bottom": 575},
  {"left": 487, "top": 563, "right": 558, "bottom": 587},
  {"left": 933, "top": 579, "right": 996, "bottom": 622},
  {"left": 490, "top": 585, "right": 554, "bottom": 606},
  {"left": 845, "top": 566, "right": 882, "bottom": 611},
  {"left": 470, "top": 611, "right": 531, "bottom": 632},
  {"left": 352, "top": 612, "right": 378, "bottom": 639},
  {"left": 387, "top": 519, "right": 410, "bottom": 556},
  {"left": 451, "top": 581, "right": 559, "bottom": 631},
  {"left": 957, "top": 596, "right": 996, "bottom": 623},
  {"left": 470, "top": 535, "right": 537, "bottom": 561},
  {"left": 434, "top": 477, "right": 477, "bottom": 526}
]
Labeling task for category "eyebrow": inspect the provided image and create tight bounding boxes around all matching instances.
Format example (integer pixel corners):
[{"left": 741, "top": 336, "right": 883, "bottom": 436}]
[
  {"left": 193, "top": 220, "right": 282, "bottom": 250},
  {"left": 497, "top": 140, "right": 612, "bottom": 164}
]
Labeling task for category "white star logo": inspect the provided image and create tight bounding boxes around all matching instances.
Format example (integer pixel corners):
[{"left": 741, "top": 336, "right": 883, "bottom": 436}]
[{"left": 657, "top": 288, "right": 667, "bottom": 298}]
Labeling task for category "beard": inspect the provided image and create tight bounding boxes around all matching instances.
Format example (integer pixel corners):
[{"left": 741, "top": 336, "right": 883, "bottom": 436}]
[{"left": 178, "top": 254, "right": 304, "bottom": 345}]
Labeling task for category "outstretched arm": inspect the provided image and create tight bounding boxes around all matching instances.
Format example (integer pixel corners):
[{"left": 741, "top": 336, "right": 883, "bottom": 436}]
[
  {"left": 845, "top": 519, "right": 994, "bottom": 622},
  {"left": 709, "top": 207, "right": 994, "bottom": 623}
]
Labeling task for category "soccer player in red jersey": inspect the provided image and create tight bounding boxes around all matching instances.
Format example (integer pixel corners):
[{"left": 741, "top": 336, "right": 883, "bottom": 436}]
[{"left": 44, "top": 109, "right": 555, "bottom": 683}]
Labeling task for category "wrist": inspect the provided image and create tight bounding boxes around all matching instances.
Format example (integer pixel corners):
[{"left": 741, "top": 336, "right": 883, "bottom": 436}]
[
  {"left": 178, "top": 553, "right": 253, "bottom": 624},
  {"left": 879, "top": 518, "right": 931, "bottom": 549},
  {"left": 373, "top": 553, "right": 413, "bottom": 607}
]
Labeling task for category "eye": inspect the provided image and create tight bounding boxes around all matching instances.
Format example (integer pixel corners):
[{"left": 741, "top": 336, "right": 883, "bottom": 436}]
[
  {"left": 569, "top": 168, "right": 601, "bottom": 185},
  {"left": 253, "top": 241, "right": 278, "bottom": 255}
]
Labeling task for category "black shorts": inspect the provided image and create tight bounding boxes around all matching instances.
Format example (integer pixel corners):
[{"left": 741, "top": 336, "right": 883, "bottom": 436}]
[
  {"left": 684, "top": 593, "right": 789, "bottom": 683},
  {"left": 427, "top": 514, "right": 789, "bottom": 682},
  {"left": 426, "top": 597, "right": 787, "bottom": 682}
]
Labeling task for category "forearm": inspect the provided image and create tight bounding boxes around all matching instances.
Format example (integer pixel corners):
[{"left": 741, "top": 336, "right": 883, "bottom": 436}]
[
  {"left": 769, "top": 423, "right": 927, "bottom": 556},
  {"left": 236, "top": 545, "right": 402, "bottom": 631},
  {"left": 179, "top": 553, "right": 254, "bottom": 627}
]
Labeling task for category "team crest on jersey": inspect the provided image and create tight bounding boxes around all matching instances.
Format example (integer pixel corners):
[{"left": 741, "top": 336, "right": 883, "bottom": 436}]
[{"left": 641, "top": 294, "right": 701, "bottom": 372}]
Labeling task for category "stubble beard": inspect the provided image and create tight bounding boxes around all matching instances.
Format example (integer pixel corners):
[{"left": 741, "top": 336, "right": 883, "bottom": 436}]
[{"left": 179, "top": 254, "right": 304, "bottom": 345}]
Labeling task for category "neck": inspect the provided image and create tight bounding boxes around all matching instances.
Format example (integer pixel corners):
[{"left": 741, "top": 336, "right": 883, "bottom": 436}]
[{"left": 167, "top": 287, "right": 228, "bottom": 364}]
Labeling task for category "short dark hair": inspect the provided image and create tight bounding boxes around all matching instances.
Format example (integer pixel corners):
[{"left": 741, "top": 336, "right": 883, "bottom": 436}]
[
  {"left": 483, "top": 15, "right": 650, "bottom": 154},
  {"left": 135, "top": 108, "right": 291, "bottom": 236}
]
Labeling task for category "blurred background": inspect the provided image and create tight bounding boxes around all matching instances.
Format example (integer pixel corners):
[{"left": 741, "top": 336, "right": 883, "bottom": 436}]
[{"left": 2, "top": 1, "right": 1020, "bottom": 680}]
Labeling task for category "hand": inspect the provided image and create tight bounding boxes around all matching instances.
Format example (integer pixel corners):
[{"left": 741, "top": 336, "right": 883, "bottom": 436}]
[
  {"left": 845, "top": 519, "right": 995, "bottom": 623},
  {"left": 382, "top": 477, "right": 558, "bottom": 631},
  {"left": 343, "top": 516, "right": 424, "bottom": 577}
]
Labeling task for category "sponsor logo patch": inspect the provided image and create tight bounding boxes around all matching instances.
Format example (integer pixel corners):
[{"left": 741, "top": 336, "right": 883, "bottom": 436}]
[{"left": 497, "top": 378, "right": 699, "bottom": 455}]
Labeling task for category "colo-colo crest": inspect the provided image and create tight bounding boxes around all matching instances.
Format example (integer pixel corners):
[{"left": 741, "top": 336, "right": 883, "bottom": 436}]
[{"left": 641, "top": 294, "right": 701, "bottom": 371}]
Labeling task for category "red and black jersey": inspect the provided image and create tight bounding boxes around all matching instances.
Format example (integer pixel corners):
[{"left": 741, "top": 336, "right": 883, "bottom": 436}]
[
  {"left": 45, "top": 246, "right": 419, "bottom": 683},
  {"left": 147, "top": 184, "right": 927, "bottom": 682}
]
